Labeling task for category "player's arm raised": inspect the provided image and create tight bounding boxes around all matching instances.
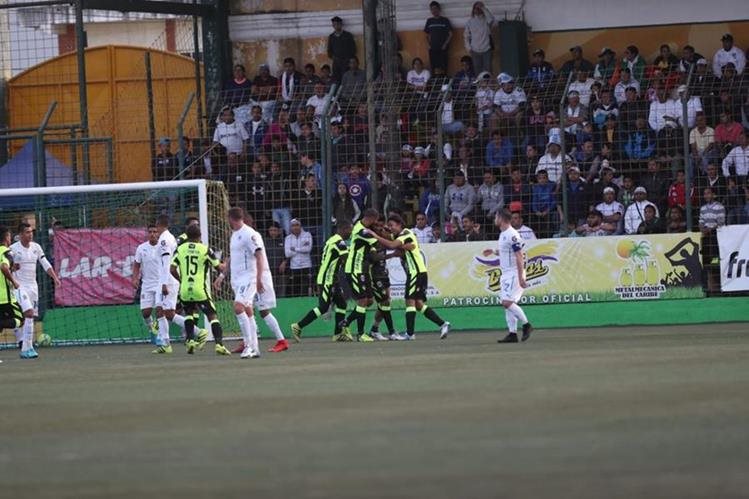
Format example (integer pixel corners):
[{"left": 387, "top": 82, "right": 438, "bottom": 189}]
[{"left": 365, "top": 230, "right": 406, "bottom": 251}]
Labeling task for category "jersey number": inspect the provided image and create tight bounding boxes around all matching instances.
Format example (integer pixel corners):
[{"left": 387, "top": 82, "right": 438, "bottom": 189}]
[{"left": 186, "top": 255, "right": 199, "bottom": 277}]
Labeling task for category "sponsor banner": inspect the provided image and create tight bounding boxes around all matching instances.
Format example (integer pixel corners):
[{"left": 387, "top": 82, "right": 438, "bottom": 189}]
[
  {"left": 54, "top": 228, "right": 145, "bottom": 306},
  {"left": 386, "top": 233, "right": 704, "bottom": 307},
  {"left": 718, "top": 225, "right": 749, "bottom": 292}
]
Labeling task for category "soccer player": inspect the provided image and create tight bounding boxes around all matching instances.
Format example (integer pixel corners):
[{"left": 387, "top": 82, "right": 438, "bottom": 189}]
[
  {"left": 10, "top": 222, "right": 61, "bottom": 358},
  {"left": 291, "top": 220, "right": 352, "bottom": 342},
  {"left": 0, "top": 227, "right": 26, "bottom": 357},
  {"left": 214, "top": 207, "right": 288, "bottom": 358},
  {"left": 132, "top": 225, "right": 161, "bottom": 343},
  {"left": 367, "top": 220, "right": 401, "bottom": 341},
  {"left": 483, "top": 209, "right": 533, "bottom": 343},
  {"left": 176, "top": 217, "right": 206, "bottom": 338},
  {"left": 366, "top": 214, "right": 450, "bottom": 340},
  {"left": 170, "top": 224, "right": 230, "bottom": 355},
  {"left": 338, "top": 209, "right": 381, "bottom": 342},
  {"left": 177, "top": 217, "right": 200, "bottom": 245}
]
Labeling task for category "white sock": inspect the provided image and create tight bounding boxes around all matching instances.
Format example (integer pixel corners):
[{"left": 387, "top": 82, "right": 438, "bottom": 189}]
[
  {"left": 505, "top": 309, "right": 517, "bottom": 333},
  {"left": 157, "top": 316, "right": 170, "bottom": 345},
  {"left": 507, "top": 303, "right": 528, "bottom": 325},
  {"left": 21, "top": 318, "right": 34, "bottom": 351},
  {"left": 172, "top": 314, "right": 186, "bottom": 329},
  {"left": 249, "top": 315, "right": 259, "bottom": 351},
  {"left": 14, "top": 328, "right": 22, "bottom": 343},
  {"left": 263, "top": 313, "right": 285, "bottom": 341},
  {"left": 236, "top": 312, "right": 252, "bottom": 346}
]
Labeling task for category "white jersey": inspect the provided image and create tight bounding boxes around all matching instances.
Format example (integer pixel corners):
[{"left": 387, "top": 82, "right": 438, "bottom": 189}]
[
  {"left": 9, "top": 241, "right": 51, "bottom": 291},
  {"left": 134, "top": 241, "right": 162, "bottom": 292},
  {"left": 230, "top": 224, "right": 261, "bottom": 284},
  {"left": 248, "top": 226, "right": 273, "bottom": 287},
  {"left": 157, "top": 230, "right": 179, "bottom": 287},
  {"left": 497, "top": 226, "right": 524, "bottom": 276}
]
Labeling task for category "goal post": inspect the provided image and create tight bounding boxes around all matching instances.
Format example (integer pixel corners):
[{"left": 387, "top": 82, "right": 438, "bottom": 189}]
[{"left": 0, "top": 179, "right": 237, "bottom": 347}]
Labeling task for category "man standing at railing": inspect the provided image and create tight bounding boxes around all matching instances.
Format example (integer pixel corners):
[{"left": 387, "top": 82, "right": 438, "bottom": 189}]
[
  {"left": 464, "top": 1, "right": 495, "bottom": 75},
  {"left": 328, "top": 16, "right": 356, "bottom": 83},
  {"left": 424, "top": 1, "right": 452, "bottom": 73}
]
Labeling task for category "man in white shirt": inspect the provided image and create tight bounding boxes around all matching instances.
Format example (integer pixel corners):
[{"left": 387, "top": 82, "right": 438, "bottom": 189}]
[
  {"left": 412, "top": 212, "right": 435, "bottom": 244},
  {"left": 306, "top": 83, "right": 329, "bottom": 120},
  {"left": 493, "top": 73, "right": 526, "bottom": 128},
  {"left": 510, "top": 211, "right": 536, "bottom": 240},
  {"left": 132, "top": 225, "right": 162, "bottom": 343},
  {"left": 568, "top": 70, "right": 596, "bottom": 107},
  {"left": 536, "top": 139, "right": 572, "bottom": 185},
  {"left": 284, "top": 219, "right": 313, "bottom": 297},
  {"left": 712, "top": 33, "right": 746, "bottom": 78},
  {"left": 10, "top": 222, "right": 61, "bottom": 358},
  {"left": 595, "top": 187, "right": 624, "bottom": 234},
  {"left": 624, "top": 187, "right": 659, "bottom": 234},
  {"left": 675, "top": 85, "right": 703, "bottom": 129},
  {"left": 212, "top": 107, "right": 249, "bottom": 156},
  {"left": 721, "top": 131, "right": 749, "bottom": 182},
  {"left": 483, "top": 210, "right": 533, "bottom": 343},
  {"left": 689, "top": 112, "right": 716, "bottom": 176},
  {"left": 614, "top": 68, "right": 639, "bottom": 104}
]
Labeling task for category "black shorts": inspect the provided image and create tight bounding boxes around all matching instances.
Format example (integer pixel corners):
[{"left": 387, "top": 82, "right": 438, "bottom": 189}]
[
  {"left": 372, "top": 274, "right": 391, "bottom": 302},
  {"left": 0, "top": 301, "right": 23, "bottom": 330},
  {"left": 181, "top": 299, "right": 217, "bottom": 317},
  {"left": 348, "top": 273, "right": 373, "bottom": 300},
  {"left": 319, "top": 283, "right": 347, "bottom": 310},
  {"left": 404, "top": 273, "right": 428, "bottom": 301}
]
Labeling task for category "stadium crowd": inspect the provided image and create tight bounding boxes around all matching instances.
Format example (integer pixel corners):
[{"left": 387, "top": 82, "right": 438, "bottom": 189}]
[{"left": 150, "top": 5, "right": 749, "bottom": 296}]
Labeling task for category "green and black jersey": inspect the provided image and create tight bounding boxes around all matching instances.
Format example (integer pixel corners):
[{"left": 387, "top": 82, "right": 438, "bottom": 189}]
[
  {"left": 177, "top": 233, "right": 188, "bottom": 246},
  {"left": 171, "top": 241, "right": 221, "bottom": 302},
  {"left": 0, "top": 246, "right": 17, "bottom": 305},
  {"left": 344, "top": 221, "right": 378, "bottom": 277},
  {"left": 396, "top": 229, "right": 427, "bottom": 277},
  {"left": 316, "top": 234, "right": 348, "bottom": 287}
]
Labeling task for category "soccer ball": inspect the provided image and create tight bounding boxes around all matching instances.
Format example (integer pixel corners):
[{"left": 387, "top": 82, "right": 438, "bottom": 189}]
[{"left": 35, "top": 333, "right": 52, "bottom": 348}]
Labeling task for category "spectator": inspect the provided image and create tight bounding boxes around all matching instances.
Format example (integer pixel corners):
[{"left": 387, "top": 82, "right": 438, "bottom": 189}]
[
  {"left": 294, "top": 174, "right": 323, "bottom": 248},
  {"left": 618, "top": 85, "right": 647, "bottom": 132},
  {"left": 576, "top": 139, "right": 601, "bottom": 182},
  {"left": 346, "top": 164, "right": 371, "bottom": 212},
  {"left": 442, "top": 91, "right": 464, "bottom": 135},
  {"left": 678, "top": 45, "right": 704, "bottom": 74},
  {"left": 621, "top": 45, "right": 646, "bottom": 84},
  {"left": 152, "top": 137, "right": 177, "bottom": 181},
  {"left": 492, "top": 73, "right": 526, "bottom": 129},
  {"left": 279, "top": 57, "right": 304, "bottom": 112},
  {"left": 724, "top": 178, "right": 745, "bottom": 225},
  {"left": 676, "top": 84, "right": 703, "bottom": 129},
  {"left": 624, "top": 117, "right": 656, "bottom": 164},
  {"left": 714, "top": 111, "right": 744, "bottom": 154},
  {"left": 319, "top": 64, "right": 334, "bottom": 87},
  {"left": 251, "top": 64, "right": 279, "bottom": 123},
  {"left": 244, "top": 105, "right": 267, "bottom": 161},
  {"left": 265, "top": 222, "right": 287, "bottom": 297},
  {"left": 624, "top": 186, "right": 659, "bottom": 234},
  {"left": 332, "top": 182, "right": 360, "bottom": 225},
  {"left": 453, "top": 55, "right": 476, "bottom": 96},
  {"left": 477, "top": 170, "right": 504, "bottom": 234},
  {"left": 618, "top": 175, "right": 636, "bottom": 209},
  {"left": 340, "top": 56, "right": 367, "bottom": 102},
  {"left": 592, "top": 88, "right": 618, "bottom": 129},
  {"left": 653, "top": 44, "right": 679, "bottom": 73},
  {"left": 445, "top": 170, "right": 476, "bottom": 230},
  {"left": 526, "top": 95, "right": 548, "bottom": 149},
  {"left": 474, "top": 71, "right": 494, "bottom": 131},
  {"left": 712, "top": 33, "right": 746, "bottom": 79},
  {"left": 453, "top": 144, "right": 481, "bottom": 186},
  {"left": 560, "top": 45, "right": 595, "bottom": 77},
  {"left": 563, "top": 90, "right": 588, "bottom": 145},
  {"left": 568, "top": 70, "right": 596, "bottom": 107},
  {"left": 698, "top": 164, "right": 726, "bottom": 203},
  {"left": 564, "top": 166, "right": 590, "bottom": 226},
  {"left": 649, "top": 87, "right": 681, "bottom": 159},
  {"left": 639, "top": 159, "right": 669, "bottom": 214},
  {"left": 636, "top": 205, "right": 663, "bottom": 234},
  {"left": 406, "top": 57, "right": 431, "bottom": 96},
  {"left": 665, "top": 205, "right": 687, "bottom": 233},
  {"left": 284, "top": 219, "right": 313, "bottom": 297},
  {"left": 461, "top": 123, "right": 484, "bottom": 160},
  {"left": 530, "top": 169, "right": 559, "bottom": 238},
  {"left": 721, "top": 131, "right": 749, "bottom": 183},
  {"left": 306, "top": 83, "right": 329, "bottom": 122},
  {"left": 328, "top": 16, "right": 357, "bottom": 82},
  {"left": 296, "top": 121, "right": 321, "bottom": 159},
  {"left": 420, "top": 179, "right": 442, "bottom": 224},
  {"left": 527, "top": 48, "right": 555, "bottom": 90},
  {"left": 300, "top": 63, "right": 321, "bottom": 98},
  {"left": 431, "top": 223, "right": 443, "bottom": 242},
  {"left": 298, "top": 151, "right": 322, "bottom": 188},
  {"left": 689, "top": 112, "right": 717, "bottom": 176},
  {"left": 595, "top": 186, "right": 624, "bottom": 232},
  {"left": 593, "top": 47, "right": 617, "bottom": 84},
  {"left": 511, "top": 211, "right": 536, "bottom": 240},
  {"left": 268, "top": 160, "right": 292, "bottom": 234},
  {"left": 449, "top": 214, "right": 484, "bottom": 242},
  {"left": 463, "top": 1, "right": 495, "bottom": 75},
  {"left": 699, "top": 186, "right": 726, "bottom": 290},
  {"left": 213, "top": 107, "right": 248, "bottom": 179},
  {"left": 223, "top": 64, "right": 252, "bottom": 109},
  {"left": 536, "top": 138, "right": 572, "bottom": 185},
  {"left": 576, "top": 209, "right": 616, "bottom": 236},
  {"left": 614, "top": 68, "right": 640, "bottom": 105},
  {"left": 413, "top": 212, "right": 436, "bottom": 244},
  {"left": 410, "top": 146, "right": 431, "bottom": 182},
  {"left": 485, "top": 129, "right": 513, "bottom": 171},
  {"left": 668, "top": 170, "right": 697, "bottom": 209},
  {"left": 424, "top": 1, "right": 452, "bottom": 73},
  {"left": 505, "top": 167, "right": 531, "bottom": 212}
]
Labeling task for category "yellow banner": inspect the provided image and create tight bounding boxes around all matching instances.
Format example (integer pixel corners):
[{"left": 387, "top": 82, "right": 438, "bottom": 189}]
[{"left": 385, "top": 233, "right": 704, "bottom": 306}]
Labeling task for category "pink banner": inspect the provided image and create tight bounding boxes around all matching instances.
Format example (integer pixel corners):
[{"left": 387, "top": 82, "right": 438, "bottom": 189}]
[{"left": 54, "top": 228, "right": 146, "bottom": 306}]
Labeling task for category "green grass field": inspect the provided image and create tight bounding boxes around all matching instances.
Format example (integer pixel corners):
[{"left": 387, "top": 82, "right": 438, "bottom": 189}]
[{"left": 1, "top": 324, "right": 748, "bottom": 499}]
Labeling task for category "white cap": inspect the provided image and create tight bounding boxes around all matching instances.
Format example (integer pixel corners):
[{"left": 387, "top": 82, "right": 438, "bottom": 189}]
[
  {"left": 603, "top": 187, "right": 615, "bottom": 194},
  {"left": 414, "top": 146, "right": 425, "bottom": 156},
  {"left": 696, "top": 58, "right": 708, "bottom": 65},
  {"left": 402, "top": 144, "right": 413, "bottom": 153},
  {"left": 474, "top": 71, "right": 492, "bottom": 83},
  {"left": 634, "top": 186, "right": 647, "bottom": 194},
  {"left": 497, "top": 72, "right": 514, "bottom": 84}
]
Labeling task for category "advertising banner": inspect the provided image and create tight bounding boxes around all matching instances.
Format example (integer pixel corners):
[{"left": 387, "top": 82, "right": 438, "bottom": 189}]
[
  {"left": 718, "top": 225, "right": 749, "bottom": 292},
  {"left": 385, "top": 233, "right": 704, "bottom": 307},
  {"left": 54, "top": 228, "right": 145, "bottom": 306}
]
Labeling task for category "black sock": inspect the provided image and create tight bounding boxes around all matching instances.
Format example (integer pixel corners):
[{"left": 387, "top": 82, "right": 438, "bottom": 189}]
[
  {"left": 334, "top": 309, "right": 345, "bottom": 335},
  {"left": 211, "top": 320, "right": 223, "bottom": 345},
  {"left": 422, "top": 306, "right": 445, "bottom": 326},
  {"left": 406, "top": 307, "right": 416, "bottom": 335},
  {"left": 344, "top": 309, "right": 359, "bottom": 327},
  {"left": 185, "top": 318, "right": 195, "bottom": 341},
  {"left": 381, "top": 310, "right": 395, "bottom": 334},
  {"left": 356, "top": 312, "right": 366, "bottom": 335},
  {"left": 298, "top": 309, "right": 320, "bottom": 329},
  {"left": 370, "top": 323, "right": 379, "bottom": 333}
]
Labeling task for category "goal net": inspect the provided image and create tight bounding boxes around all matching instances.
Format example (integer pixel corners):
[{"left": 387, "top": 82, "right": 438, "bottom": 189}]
[{"left": 0, "top": 179, "right": 239, "bottom": 347}]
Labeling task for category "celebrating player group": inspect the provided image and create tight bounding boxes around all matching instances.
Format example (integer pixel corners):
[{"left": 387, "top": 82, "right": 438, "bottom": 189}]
[{"left": 2, "top": 206, "right": 533, "bottom": 359}]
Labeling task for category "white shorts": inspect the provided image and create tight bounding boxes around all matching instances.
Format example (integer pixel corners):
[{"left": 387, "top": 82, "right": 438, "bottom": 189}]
[
  {"left": 156, "top": 284, "right": 178, "bottom": 310},
  {"left": 254, "top": 283, "right": 277, "bottom": 312},
  {"left": 500, "top": 273, "right": 524, "bottom": 303},
  {"left": 15, "top": 288, "right": 37, "bottom": 315},
  {"left": 232, "top": 281, "right": 257, "bottom": 307},
  {"left": 140, "top": 290, "right": 158, "bottom": 310}
]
